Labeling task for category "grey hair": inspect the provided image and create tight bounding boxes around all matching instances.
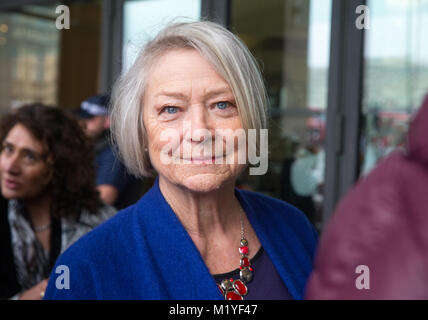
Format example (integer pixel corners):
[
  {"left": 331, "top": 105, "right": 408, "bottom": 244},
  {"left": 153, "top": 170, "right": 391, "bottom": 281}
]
[{"left": 110, "top": 20, "right": 268, "bottom": 177}]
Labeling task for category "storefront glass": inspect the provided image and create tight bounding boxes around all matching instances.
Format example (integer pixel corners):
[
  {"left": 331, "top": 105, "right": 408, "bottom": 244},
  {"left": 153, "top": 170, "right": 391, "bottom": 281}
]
[
  {"left": 230, "top": 0, "right": 331, "bottom": 228},
  {"left": 361, "top": 0, "right": 428, "bottom": 176},
  {"left": 0, "top": 4, "right": 59, "bottom": 112},
  {"left": 0, "top": 1, "right": 103, "bottom": 112},
  {"left": 123, "top": 0, "right": 201, "bottom": 71}
]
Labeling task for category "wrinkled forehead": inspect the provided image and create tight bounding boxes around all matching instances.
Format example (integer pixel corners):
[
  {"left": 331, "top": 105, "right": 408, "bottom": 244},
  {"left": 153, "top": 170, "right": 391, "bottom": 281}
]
[{"left": 145, "top": 48, "right": 231, "bottom": 96}]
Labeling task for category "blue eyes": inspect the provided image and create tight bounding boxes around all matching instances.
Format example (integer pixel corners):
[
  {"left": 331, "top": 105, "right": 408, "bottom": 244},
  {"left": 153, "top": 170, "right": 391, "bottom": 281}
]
[
  {"left": 216, "top": 102, "right": 228, "bottom": 110},
  {"left": 164, "top": 106, "right": 178, "bottom": 114},
  {"left": 161, "top": 102, "right": 231, "bottom": 116}
]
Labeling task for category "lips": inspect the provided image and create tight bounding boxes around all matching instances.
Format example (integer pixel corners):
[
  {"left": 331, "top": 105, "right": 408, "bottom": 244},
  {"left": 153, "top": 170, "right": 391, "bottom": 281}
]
[
  {"left": 182, "top": 156, "right": 224, "bottom": 164},
  {"left": 3, "top": 178, "right": 21, "bottom": 190}
]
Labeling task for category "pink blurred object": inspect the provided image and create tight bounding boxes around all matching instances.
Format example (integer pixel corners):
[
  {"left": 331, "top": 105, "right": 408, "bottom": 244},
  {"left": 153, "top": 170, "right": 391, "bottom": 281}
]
[{"left": 306, "top": 95, "right": 428, "bottom": 299}]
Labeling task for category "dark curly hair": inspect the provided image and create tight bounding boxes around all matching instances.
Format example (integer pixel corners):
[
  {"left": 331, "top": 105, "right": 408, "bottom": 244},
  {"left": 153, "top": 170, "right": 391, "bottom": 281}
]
[{"left": 0, "top": 103, "right": 102, "bottom": 219}]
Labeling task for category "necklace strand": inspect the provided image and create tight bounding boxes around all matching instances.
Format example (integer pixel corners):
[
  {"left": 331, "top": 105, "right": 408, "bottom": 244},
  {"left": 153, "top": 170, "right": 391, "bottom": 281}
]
[
  {"left": 34, "top": 223, "right": 51, "bottom": 233},
  {"left": 217, "top": 206, "right": 254, "bottom": 300}
]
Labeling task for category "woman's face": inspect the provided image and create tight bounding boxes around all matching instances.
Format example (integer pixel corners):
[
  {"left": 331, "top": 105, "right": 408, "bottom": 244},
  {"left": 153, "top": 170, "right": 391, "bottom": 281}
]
[
  {"left": 143, "top": 48, "right": 247, "bottom": 193},
  {"left": 0, "top": 124, "right": 53, "bottom": 200}
]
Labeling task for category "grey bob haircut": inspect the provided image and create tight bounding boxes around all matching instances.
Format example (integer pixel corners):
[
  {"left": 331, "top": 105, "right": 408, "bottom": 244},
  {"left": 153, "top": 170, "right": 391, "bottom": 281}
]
[{"left": 110, "top": 20, "right": 268, "bottom": 177}]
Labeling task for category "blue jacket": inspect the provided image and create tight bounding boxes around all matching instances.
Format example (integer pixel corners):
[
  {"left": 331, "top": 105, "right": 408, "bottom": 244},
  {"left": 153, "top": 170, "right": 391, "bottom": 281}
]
[{"left": 45, "top": 177, "right": 318, "bottom": 300}]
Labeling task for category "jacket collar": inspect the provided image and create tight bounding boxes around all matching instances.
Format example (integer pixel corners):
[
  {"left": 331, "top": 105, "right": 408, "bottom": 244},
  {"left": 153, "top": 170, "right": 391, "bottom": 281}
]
[{"left": 136, "top": 176, "right": 305, "bottom": 299}]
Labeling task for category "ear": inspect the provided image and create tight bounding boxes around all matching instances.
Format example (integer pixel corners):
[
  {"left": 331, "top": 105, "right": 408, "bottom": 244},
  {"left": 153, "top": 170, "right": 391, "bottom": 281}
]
[{"left": 103, "top": 116, "right": 110, "bottom": 129}]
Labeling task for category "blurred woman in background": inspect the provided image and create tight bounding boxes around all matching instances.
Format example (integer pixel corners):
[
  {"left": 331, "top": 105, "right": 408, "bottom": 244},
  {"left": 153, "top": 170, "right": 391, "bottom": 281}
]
[{"left": 0, "top": 104, "right": 116, "bottom": 300}]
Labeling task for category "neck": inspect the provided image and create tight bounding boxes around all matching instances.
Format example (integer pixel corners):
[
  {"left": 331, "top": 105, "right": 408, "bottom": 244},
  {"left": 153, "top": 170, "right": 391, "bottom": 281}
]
[
  {"left": 158, "top": 175, "right": 242, "bottom": 241},
  {"left": 158, "top": 176, "right": 261, "bottom": 274},
  {"left": 23, "top": 193, "right": 52, "bottom": 227}
]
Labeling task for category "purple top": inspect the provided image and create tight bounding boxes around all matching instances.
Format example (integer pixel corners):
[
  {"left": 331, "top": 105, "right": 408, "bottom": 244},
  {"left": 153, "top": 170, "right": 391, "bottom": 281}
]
[{"left": 213, "top": 247, "right": 292, "bottom": 300}]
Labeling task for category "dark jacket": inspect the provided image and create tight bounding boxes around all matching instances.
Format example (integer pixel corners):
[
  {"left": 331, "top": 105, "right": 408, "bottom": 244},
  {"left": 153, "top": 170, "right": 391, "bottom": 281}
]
[
  {"left": 0, "top": 197, "right": 62, "bottom": 299},
  {"left": 0, "top": 196, "right": 21, "bottom": 299},
  {"left": 0, "top": 196, "right": 114, "bottom": 299},
  {"left": 306, "top": 95, "right": 428, "bottom": 299}
]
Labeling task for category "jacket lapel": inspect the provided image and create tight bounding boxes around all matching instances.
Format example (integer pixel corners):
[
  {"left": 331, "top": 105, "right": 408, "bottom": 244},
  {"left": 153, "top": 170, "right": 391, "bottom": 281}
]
[{"left": 137, "top": 178, "right": 222, "bottom": 300}]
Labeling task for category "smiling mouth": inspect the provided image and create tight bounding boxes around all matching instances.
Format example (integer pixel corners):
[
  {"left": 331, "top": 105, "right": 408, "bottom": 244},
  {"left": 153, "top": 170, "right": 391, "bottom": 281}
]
[
  {"left": 183, "top": 156, "right": 223, "bottom": 164},
  {"left": 3, "top": 178, "right": 21, "bottom": 190}
]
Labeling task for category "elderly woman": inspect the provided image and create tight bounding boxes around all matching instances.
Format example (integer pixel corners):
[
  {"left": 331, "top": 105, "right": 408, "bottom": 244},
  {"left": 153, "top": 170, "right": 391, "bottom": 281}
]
[
  {"left": 0, "top": 104, "right": 116, "bottom": 300},
  {"left": 45, "top": 21, "right": 317, "bottom": 300}
]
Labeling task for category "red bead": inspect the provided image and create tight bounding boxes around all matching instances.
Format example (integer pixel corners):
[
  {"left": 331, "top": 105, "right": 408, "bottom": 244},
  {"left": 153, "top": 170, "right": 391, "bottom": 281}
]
[
  {"left": 233, "top": 280, "right": 247, "bottom": 295},
  {"left": 240, "top": 257, "right": 250, "bottom": 267},
  {"left": 239, "top": 246, "right": 249, "bottom": 255},
  {"left": 226, "top": 291, "right": 243, "bottom": 300}
]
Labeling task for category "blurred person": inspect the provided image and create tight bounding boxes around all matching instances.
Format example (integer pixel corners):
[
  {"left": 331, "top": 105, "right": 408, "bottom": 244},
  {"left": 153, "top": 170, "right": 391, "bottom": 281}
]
[
  {"left": 76, "top": 94, "right": 143, "bottom": 209},
  {"left": 280, "top": 136, "right": 300, "bottom": 202},
  {"left": 44, "top": 21, "right": 317, "bottom": 300},
  {"left": 306, "top": 95, "right": 428, "bottom": 299},
  {"left": 282, "top": 142, "right": 324, "bottom": 225},
  {"left": 0, "top": 104, "right": 116, "bottom": 300}
]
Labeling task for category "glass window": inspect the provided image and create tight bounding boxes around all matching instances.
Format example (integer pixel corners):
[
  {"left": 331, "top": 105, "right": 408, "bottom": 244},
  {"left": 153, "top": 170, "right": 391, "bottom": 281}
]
[
  {"left": 230, "top": 0, "right": 332, "bottom": 229},
  {"left": 360, "top": 0, "right": 428, "bottom": 176},
  {"left": 123, "top": 0, "right": 201, "bottom": 71},
  {"left": 0, "top": 5, "right": 60, "bottom": 112},
  {"left": 0, "top": 1, "right": 103, "bottom": 113}
]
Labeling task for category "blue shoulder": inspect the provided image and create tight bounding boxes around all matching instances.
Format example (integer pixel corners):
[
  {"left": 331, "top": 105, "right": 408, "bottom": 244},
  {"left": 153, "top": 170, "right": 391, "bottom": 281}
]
[
  {"left": 239, "top": 189, "right": 311, "bottom": 222},
  {"left": 44, "top": 205, "right": 137, "bottom": 299},
  {"left": 65, "top": 204, "right": 135, "bottom": 255},
  {"left": 238, "top": 189, "right": 318, "bottom": 252}
]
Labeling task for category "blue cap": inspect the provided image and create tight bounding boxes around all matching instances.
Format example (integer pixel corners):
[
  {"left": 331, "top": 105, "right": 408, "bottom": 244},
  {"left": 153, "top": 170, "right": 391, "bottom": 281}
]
[{"left": 77, "top": 94, "right": 110, "bottom": 119}]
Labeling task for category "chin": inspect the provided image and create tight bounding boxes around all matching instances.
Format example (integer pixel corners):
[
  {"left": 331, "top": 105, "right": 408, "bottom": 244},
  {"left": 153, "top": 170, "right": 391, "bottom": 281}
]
[
  {"left": 180, "top": 173, "right": 236, "bottom": 193},
  {"left": 1, "top": 189, "right": 20, "bottom": 200},
  {"left": 157, "top": 163, "right": 244, "bottom": 194},
  {"left": 181, "top": 173, "right": 225, "bottom": 193}
]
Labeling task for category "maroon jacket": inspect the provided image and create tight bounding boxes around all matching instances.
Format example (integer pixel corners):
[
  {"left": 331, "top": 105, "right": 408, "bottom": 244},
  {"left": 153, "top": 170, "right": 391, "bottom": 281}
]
[{"left": 306, "top": 96, "right": 428, "bottom": 299}]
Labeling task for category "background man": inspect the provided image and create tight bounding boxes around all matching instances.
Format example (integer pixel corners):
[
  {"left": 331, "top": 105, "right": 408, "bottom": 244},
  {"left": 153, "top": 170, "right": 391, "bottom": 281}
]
[{"left": 77, "top": 94, "right": 143, "bottom": 209}]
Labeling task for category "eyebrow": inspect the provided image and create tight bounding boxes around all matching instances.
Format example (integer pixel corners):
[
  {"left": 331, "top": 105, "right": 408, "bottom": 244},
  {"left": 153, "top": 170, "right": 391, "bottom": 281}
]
[
  {"left": 205, "top": 87, "right": 234, "bottom": 100},
  {"left": 155, "top": 87, "right": 233, "bottom": 100},
  {"left": 3, "top": 141, "right": 43, "bottom": 157},
  {"left": 155, "top": 91, "right": 188, "bottom": 100}
]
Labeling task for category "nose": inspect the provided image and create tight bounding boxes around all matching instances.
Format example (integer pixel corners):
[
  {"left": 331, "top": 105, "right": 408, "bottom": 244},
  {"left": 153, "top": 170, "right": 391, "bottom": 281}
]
[
  {"left": 2, "top": 152, "right": 21, "bottom": 175},
  {"left": 184, "top": 105, "right": 213, "bottom": 143}
]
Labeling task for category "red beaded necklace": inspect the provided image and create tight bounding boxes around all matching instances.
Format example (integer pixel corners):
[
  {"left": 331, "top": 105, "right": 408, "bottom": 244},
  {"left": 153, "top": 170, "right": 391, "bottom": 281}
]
[{"left": 217, "top": 208, "right": 253, "bottom": 300}]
